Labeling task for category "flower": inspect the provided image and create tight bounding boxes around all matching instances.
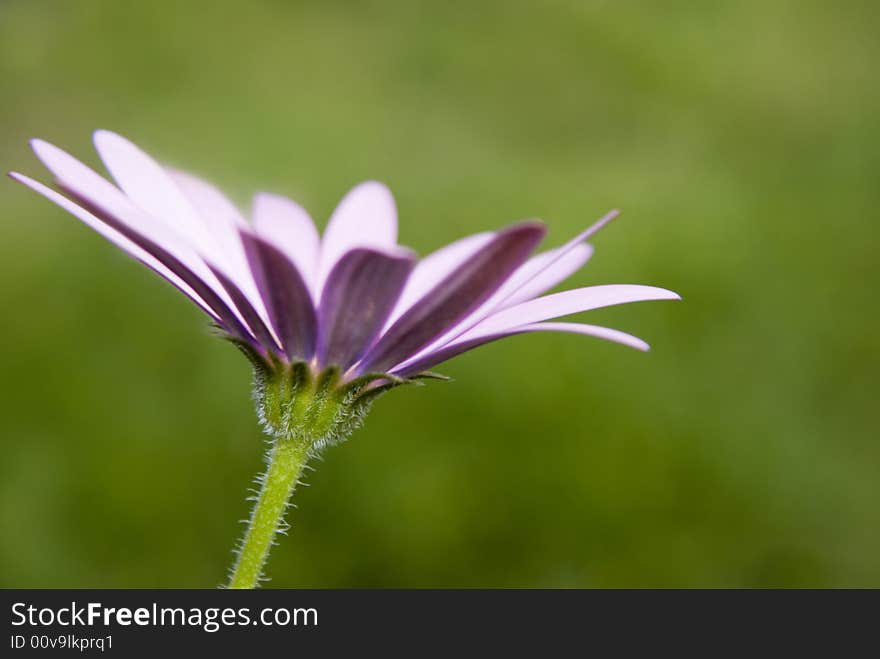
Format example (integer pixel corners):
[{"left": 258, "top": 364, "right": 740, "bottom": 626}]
[
  {"left": 9, "top": 130, "right": 681, "bottom": 588},
  {"left": 9, "top": 131, "right": 679, "bottom": 388}
]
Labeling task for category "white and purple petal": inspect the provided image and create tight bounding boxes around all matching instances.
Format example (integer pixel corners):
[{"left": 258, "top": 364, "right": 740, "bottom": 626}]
[
  {"left": 317, "top": 247, "right": 415, "bottom": 369},
  {"left": 465, "top": 284, "right": 681, "bottom": 336},
  {"left": 497, "top": 243, "right": 593, "bottom": 309},
  {"left": 392, "top": 322, "right": 650, "bottom": 376},
  {"left": 252, "top": 192, "right": 321, "bottom": 297},
  {"left": 168, "top": 169, "right": 280, "bottom": 338},
  {"left": 384, "top": 231, "right": 495, "bottom": 330},
  {"left": 391, "top": 284, "right": 678, "bottom": 374},
  {"left": 316, "top": 181, "right": 397, "bottom": 297},
  {"left": 93, "top": 131, "right": 223, "bottom": 262},
  {"left": 390, "top": 218, "right": 608, "bottom": 369},
  {"left": 208, "top": 264, "right": 286, "bottom": 357},
  {"left": 240, "top": 230, "right": 318, "bottom": 361},
  {"left": 28, "top": 139, "right": 249, "bottom": 322},
  {"left": 356, "top": 221, "right": 546, "bottom": 375},
  {"left": 168, "top": 168, "right": 252, "bottom": 282},
  {"left": 9, "top": 172, "right": 218, "bottom": 321},
  {"left": 8, "top": 171, "right": 260, "bottom": 350}
]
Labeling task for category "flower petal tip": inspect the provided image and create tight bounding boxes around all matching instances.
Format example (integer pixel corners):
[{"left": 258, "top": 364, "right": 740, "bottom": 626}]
[
  {"left": 343, "top": 180, "right": 396, "bottom": 207},
  {"left": 389, "top": 246, "right": 419, "bottom": 262},
  {"left": 7, "top": 171, "right": 33, "bottom": 187},
  {"left": 594, "top": 208, "right": 620, "bottom": 228},
  {"left": 357, "top": 179, "right": 392, "bottom": 192},
  {"left": 28, "top": 139, "right": 74, "bottom": 175},
  {"left": 92, "top": 128, "right": 121, "bottom": 147},
  {"left": 29, "top": 138, "right": 52, "bottom": 158},
  {"left": 511, "top": 219, "right": 548, "bottom": 238},
  {"left": 643, "top": 287, "right": 682, "bottom": 302},
  {"left": 340, "top": 244, "right": 418, "bottom": 263},
  {"left": 92, "top": 129, "right": 140, "bottom": 161}
]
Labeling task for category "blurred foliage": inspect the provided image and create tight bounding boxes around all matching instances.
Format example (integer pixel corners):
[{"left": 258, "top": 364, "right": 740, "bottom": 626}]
[{"left": 0, "top": 0, "right": 877, "bottom": 587}]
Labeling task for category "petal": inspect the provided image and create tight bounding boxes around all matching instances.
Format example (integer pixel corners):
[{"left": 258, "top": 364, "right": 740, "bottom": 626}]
[
  {"left": 30, "top": 138, "right": 187, "bottom": 253},
  {"left": 389, "top": 214, "right": 615, "bottom": 368},
  {"left": 92, "top": 130, "right": 217, "bottom": 253},
  {"left": 95, "top": 133, "right": 277, "bottom": 335},
  {"left": 240, "top": 230, "right": 318, "bottom": 361},
  {"left": 9, "top": 172, "right": 259, "bottom": 348},
  {"left": 207, "top": 265, "right": 285, "bottom": 357},
  {"left": 252, "top": 192, "right": 321, "bottom": 296},
  {"left": 356, "top": 221, "right": 546, "bottom": 374},
  {"left": 9, "top": 172, "right": 216, "bottom": 320},
  {"left": 317, "top": 247, "right": 415, "bottom": 369},
  {"left": 169, "top": 169, "right": 277, "bottom": 340},
  {"left": 383, "top": 231, "right": 494, "bottom": 330},
  {"left": 483, "top": 210, "right": 617, "bottom": 313},
  {"left": 317, "top": 181, "right": 397, "bottom": 296},
  {"left": 29, "top": 138, "right": 245, "bottom": 320},
  {"left": 392, "top": 322, "right": 649, "bottom": 376},
  {"left": 551, "top": 209, "right": 619, "bottom": 257},
  {"left": 466, "top": 284, "right": 681, "bottom": 337},
  {"left": 168, "top": 168, "right": 248, "bottom": 235},
  {"left": 498, "top": 243, "right": 593, "bottom": 309}
]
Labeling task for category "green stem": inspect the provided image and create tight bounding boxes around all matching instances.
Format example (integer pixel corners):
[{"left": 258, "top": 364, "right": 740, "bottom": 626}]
[{"left": 228, "top": 438, "right": 309, "bottom": 589}]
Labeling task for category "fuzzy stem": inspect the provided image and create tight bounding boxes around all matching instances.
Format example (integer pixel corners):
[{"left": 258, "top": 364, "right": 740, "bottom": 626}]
[{"left": 228, "top": 438, "right": 309, "bottom": 589}]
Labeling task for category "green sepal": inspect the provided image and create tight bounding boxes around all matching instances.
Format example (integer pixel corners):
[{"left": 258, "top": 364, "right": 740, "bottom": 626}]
[
  {"left": 337, "top": 371, "right": 407, "bottom": 397},
  {"left": 253, "top": 362, "right": 370, "bottom": 452},
  {"left": 409, "top": 370, "right": 452, "bottom": 382}
]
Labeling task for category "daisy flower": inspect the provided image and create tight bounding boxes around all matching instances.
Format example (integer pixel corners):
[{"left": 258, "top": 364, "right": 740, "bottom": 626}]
[{"left": 9, "top": 131, "right": 679, "bottom": 588}]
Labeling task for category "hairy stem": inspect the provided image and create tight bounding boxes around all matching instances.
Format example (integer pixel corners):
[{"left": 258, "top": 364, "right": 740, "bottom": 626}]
[{"left": 228, "top": 438, "right": 309, "bottom": 589}]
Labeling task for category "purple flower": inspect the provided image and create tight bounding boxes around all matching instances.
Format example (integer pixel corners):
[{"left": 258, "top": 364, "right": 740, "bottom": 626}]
[
  {"left": 9, "top": 130, "right": 682, "bottom": 588},
  {"left": 9, "top": 131, "right": 679, "bottom": 384}
]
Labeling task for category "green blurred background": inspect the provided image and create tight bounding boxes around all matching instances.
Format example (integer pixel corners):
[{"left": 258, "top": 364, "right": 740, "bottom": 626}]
[{"left": 1, "top": 0, "right": 877, "bottom": 588}]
